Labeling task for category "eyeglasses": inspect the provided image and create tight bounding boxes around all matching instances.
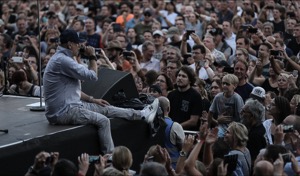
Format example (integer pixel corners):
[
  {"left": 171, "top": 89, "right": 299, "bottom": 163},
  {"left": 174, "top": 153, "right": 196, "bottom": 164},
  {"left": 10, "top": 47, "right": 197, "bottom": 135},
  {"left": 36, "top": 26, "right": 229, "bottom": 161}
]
[{"left": 222, "top": 82, "right": 231, "bottom": 86}]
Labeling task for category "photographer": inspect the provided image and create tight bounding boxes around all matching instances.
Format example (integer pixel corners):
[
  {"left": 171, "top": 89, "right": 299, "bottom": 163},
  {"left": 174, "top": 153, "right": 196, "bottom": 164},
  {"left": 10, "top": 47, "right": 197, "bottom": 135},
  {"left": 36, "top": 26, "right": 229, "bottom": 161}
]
[
  {"left": 8, "top": 70, "right": 41, "bottom": 97},
  {"left": 25, "top": 151, "right": 58, "bottom": 176}
]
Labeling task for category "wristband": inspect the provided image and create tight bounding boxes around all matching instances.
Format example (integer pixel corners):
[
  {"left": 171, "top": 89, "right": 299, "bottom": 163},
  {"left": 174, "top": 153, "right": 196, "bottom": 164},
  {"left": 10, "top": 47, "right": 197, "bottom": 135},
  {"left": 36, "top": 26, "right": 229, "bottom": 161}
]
[
  {"left": 204, "top": 66, "right": 209, "bottom": 69},
  {"left": 89, "top": 55, "right": 97, "bottom": 61},
  {"left": 89, "top": 96, "right": 94, "bottom": 103}
]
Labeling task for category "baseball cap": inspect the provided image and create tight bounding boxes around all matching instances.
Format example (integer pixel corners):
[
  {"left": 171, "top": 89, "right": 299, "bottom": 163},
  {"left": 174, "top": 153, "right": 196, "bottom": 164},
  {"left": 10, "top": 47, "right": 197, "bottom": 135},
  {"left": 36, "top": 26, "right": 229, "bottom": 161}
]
[
  {"left": 60, "top": 29, "right": 85, "bottom": 44},
  {"left": 250, "top": 87, "right": 266, "bottom": 100},
  {"left": 149, "top": 84, "right": 162, "bottom": 94},
  {"left": 153, "top": 30, "right": 164, "bottom": 37},
  {"left": 166, "top": 27, "right": 180, "bottom": 38}
]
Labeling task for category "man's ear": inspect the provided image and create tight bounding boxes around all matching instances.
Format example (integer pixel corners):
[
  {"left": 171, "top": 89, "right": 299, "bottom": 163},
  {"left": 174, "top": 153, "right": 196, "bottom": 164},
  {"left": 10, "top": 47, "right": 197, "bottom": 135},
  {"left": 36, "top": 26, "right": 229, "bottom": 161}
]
[{"left": 67, "top": 41, "right": 72, "bottom": 49}]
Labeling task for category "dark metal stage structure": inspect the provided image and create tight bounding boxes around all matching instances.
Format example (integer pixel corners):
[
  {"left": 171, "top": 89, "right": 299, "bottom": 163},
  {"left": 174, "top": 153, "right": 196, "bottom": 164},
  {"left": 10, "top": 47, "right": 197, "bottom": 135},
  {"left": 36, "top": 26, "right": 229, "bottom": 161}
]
[{"left": 0, "top": 95, "right": 163, "bottom": 175}]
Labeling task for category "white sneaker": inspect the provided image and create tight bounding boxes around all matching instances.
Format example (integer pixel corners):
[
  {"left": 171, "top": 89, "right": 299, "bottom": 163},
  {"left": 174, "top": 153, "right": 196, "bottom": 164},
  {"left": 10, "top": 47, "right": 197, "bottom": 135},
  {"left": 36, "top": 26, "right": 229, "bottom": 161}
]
[{"left": 141, "top": 98, "right": 159, "bottom": 123}]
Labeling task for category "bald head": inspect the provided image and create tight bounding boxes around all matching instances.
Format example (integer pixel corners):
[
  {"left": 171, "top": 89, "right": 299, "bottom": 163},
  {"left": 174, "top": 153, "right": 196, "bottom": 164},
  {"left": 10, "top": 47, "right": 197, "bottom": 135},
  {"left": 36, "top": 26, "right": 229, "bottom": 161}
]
[
  {"left": 253, "top": 160, "right": 274, "bottom": 176},
  {"left": 158, "top": 96, "right": 170, "bottom": 116}
]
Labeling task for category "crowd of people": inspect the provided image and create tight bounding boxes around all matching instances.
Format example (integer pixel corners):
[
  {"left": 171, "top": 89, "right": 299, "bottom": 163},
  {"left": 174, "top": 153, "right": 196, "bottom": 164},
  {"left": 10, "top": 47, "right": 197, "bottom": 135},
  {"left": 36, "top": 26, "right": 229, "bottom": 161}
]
[{"left": 1, "top": 0, "right": 300, "bottom": 175}]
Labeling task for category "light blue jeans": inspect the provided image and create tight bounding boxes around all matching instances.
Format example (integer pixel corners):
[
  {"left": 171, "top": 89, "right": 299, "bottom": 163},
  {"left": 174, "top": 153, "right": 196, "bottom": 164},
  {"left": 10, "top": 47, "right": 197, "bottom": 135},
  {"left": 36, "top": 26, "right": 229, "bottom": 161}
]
[{"left": 52, "top": 101, "right": 142, "bottom": 154}]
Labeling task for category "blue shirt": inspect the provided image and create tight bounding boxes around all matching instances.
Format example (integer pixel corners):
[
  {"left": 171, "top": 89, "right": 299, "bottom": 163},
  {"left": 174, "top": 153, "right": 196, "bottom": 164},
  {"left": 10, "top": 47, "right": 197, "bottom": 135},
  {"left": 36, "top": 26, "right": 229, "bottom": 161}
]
[
  {"left": 125, "top": 17, "right": 143, "bottom": 32},
  {"left": 43, "top": 46, "right": 97, "bottom": 119},
  {"left": 284, "top": 156, "right": 300, "bottom": 176}
]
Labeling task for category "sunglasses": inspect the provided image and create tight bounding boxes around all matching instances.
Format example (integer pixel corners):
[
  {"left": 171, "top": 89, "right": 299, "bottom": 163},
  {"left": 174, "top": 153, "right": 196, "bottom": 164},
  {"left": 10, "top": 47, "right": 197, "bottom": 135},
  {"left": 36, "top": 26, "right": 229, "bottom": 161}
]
[
  {"left": 144, "top": 13, "right": 151, "bottom": 17},
  {"left": 222, "top": 82, "right": 231, "bottom": 86}
]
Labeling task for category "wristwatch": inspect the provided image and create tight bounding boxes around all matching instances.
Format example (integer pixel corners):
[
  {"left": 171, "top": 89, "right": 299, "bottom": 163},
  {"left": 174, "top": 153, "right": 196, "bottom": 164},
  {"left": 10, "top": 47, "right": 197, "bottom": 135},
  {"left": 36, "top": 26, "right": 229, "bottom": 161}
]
[
  {"left": 28, "top": 166, "right": 38, "bottom": 175},
  {"left": 179, "top": 150, "right": 187, "bottom": 157}
]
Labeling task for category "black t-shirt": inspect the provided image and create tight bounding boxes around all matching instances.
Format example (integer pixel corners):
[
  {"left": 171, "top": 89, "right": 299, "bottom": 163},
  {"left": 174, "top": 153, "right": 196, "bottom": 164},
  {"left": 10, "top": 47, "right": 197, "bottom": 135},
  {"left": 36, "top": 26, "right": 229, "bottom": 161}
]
[
  {"left": 272, "top": 20, "right": 285, "bottom": 33},
  {"left": 167, "top": 88, "right": 203, "bottom": 130},
  {"left": 235, "top": 82, "right": 254, "bottom": 103},
  {"left": 247, "top": 124, "right": 267, "bottom": 161},
  {"left": 261, "top": 78, "right": 279, "bottom": 95},
  {"left": 287, "top": 38, "right": 300, "bottom": 56}
]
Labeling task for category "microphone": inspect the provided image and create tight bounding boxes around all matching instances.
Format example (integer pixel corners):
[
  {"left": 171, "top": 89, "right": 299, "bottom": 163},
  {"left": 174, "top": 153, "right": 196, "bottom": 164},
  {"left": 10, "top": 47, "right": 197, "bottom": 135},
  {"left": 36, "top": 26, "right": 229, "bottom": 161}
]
[{"left": 0, "top": 129, "right": 8, "bottom": 133}]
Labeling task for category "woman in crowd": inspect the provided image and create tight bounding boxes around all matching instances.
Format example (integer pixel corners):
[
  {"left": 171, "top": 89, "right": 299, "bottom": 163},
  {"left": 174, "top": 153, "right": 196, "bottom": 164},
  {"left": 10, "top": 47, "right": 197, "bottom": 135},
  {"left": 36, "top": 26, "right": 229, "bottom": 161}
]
[
  {"left": 193, "top": 77, "right": 211, "bottom": 112},
  {"left": 224, "top": 122, "right": 251, "bottom": 176},
  {"left": 264, "top": 96, "right": 291, "bottom": 145},
  {"left": 231, "top": 15, "right": 245, "bottom": 34},
  {"left": 8, "top": 70, "right": 42, "bottom": 97},
  {"left": 278, "top": 73, "right": 296, "bottom": 97},
  {"left": 208, "top": 77, "right": 222, "bottom": 102},
  {"left": 185, "top": 12, "right": 203, "bottom": 38},
  {"left": 249, "top": 58, "right": 282, "bottom": 95},
  {"left": 155, "top": 73, "right": 174, "bottom": 97}
]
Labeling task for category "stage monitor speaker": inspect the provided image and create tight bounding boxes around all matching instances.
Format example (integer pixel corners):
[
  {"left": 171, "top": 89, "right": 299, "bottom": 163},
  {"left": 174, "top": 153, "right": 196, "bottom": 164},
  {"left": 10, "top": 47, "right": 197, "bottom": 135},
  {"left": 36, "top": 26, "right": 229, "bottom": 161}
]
[{"left": 82, "top": 68, "right": 139, "bottom": 105}]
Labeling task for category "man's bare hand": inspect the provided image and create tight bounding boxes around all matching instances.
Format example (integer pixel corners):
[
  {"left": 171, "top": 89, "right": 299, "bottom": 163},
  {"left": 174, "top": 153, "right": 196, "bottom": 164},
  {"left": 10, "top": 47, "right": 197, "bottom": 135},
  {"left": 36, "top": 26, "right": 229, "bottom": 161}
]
[{"left": 93, "top": 99, "right": 110, "bottom": 106}]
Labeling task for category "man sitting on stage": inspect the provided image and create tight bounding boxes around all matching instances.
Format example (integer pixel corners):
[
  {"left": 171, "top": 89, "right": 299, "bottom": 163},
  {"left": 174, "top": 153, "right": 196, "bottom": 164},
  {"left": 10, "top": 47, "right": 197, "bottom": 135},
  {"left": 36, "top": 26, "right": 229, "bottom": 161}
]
[{"left": 43, "top": 29, "right": 159, "bottom": 154}]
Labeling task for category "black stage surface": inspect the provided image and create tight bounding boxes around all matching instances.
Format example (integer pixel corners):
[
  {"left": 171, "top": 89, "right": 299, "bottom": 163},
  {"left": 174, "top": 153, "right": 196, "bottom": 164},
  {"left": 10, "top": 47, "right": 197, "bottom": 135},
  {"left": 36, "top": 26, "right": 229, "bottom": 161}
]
[{"left": 0, "top": 95, "right": 164, "bottom": 175}]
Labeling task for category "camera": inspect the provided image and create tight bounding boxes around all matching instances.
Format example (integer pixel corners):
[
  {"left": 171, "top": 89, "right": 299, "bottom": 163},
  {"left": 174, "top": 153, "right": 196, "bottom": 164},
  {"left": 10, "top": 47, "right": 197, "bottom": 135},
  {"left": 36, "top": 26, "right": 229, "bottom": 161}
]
[
  {"left": 283, "top": 125, "right": 294, "bottom": 133},
  {"left": 186, "top": 30, "right": 195, "bottom": 38},
  {"left": 270, "top": 50, "right": 280, "bottom": 57},
  {"left": 183, "top": 53, "right": 192, "bottom": 59},
  {"left": 45, "top": 155, "right": 54, "bottom": 165},
  {"left": 112, "top": 23, "right": 122, "bottom": 32},
  {"left": 281, "top": 153, "right": 291, "bottom": 162},
  {"left": 224, "top": 154, "right": 238, "bottom": 175},
  {"left": 79, "top": 45, "right": 86, "bottom": 54},
  {"left": 241, "top": 24, "right": 249, "bottom": 31},
  {"left": 12, "top": 56, "right": 23, "bottom": 63},
  {"left": 223, "top": 66, "right": 234, "bottom": 74},
  {"left": 89, "top": 155, "right": 100, "bottom": 164},
  {"left": 248, "top": 27, "right": 258, "bottom": 34},
  {"left": 123, "top": 51, "right": 132, "bottom": 59},
  {"left": 184, "top": 130, "right": 199, "bottom": 144},
  {"left": 49, "top": 38, "right": 59, "bottom": 43}
]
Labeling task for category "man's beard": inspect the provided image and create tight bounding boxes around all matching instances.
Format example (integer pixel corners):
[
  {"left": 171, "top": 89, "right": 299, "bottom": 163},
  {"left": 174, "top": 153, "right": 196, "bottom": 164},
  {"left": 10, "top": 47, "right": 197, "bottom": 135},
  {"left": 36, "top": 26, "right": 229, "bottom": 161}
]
[{"left": 177, "top": 81, "right": 189, "bottom": 89}]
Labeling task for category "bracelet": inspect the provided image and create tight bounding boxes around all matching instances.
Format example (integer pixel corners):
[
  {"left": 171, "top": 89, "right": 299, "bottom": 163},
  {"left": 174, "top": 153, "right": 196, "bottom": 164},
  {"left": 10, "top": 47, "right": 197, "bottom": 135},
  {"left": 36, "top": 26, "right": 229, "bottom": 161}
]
[
  {"left": 89, "top": 96, "right": 94, "bottom": 103},
  {"left": 204, "top": 66, "right": 209, "bottom": 69}
]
